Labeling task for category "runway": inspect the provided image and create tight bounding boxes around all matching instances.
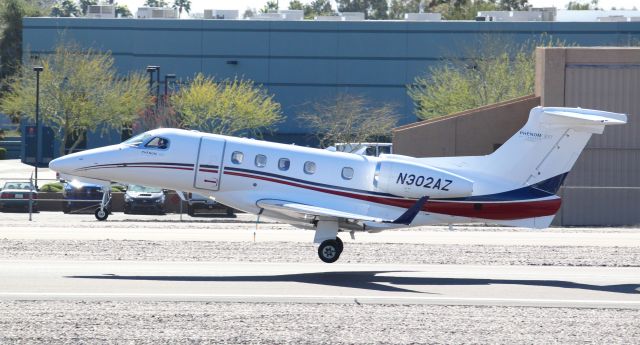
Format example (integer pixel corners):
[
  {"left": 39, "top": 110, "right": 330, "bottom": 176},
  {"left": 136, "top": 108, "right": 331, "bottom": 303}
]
[
  {"left": 1, "top": 260, "right": 638, "bottom": 309},
  {"left": 1, "top": 213, "right": 639, "bottom": 343}
]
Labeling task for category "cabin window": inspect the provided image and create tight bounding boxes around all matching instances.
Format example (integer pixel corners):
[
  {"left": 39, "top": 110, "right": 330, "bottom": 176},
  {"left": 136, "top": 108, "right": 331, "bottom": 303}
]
[
  {"left": 231, "top": 151, "right": 244, "bottom": 164},
  {"left": 341, "top": 167, "right": 354, "bottom": 180},
  {"left": 304, "top": 161, "right": 316, "bottom": 175},
  {"left": 144, "top": 137, "right": 169, "bottom": 149},
  {"left": 255, "top": 154, "right": 267, "bottom": 168},
  {"left": 278, "top": 158, "right": 290, "bottom": 171}
]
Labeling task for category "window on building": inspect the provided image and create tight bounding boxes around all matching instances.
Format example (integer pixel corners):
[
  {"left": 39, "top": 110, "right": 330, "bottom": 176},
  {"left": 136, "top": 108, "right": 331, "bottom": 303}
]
[
  {"left": 304, "top": 161, "right": 316, "bottom": 175},
  {"left": 144, "top": 137, "right": 169, "bottom": 149},
  {"left": 255, "top": 154, "right": 267, "bottom": 168},
  {"left": 278, "top": 158, "right": 290, "bottom": 171},
  {"left": 341, "top": 167, "right": 354, "bottom": 180},
  {"left": 231, "top": 151, "right": 244, "bottom": 164}
]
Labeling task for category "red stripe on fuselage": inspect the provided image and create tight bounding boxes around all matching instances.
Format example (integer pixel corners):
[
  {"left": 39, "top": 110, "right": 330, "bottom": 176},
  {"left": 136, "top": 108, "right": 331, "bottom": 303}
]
[
  {"left": 78, "top": 165, "right": 193, "bottom": 172},
  {"left": 223, "top": 170, "right": 561, "bottom": 220},
  {"left": 198, "top": 168, "right": 219, "bottom": 173}
]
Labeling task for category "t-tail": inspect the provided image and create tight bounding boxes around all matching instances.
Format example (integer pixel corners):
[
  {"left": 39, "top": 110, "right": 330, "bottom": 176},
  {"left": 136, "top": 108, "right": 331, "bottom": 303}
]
[
  {"left": 488, "top": 106, "right": 626, "bottom": 187},
  {"left": 421, "top": 106, "right": 627, "bottom": 228}
]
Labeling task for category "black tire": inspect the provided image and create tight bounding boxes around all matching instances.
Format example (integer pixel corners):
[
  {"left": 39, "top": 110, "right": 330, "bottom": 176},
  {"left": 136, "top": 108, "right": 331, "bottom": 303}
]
[
  {"left": 62, "top": 204, "right": 70, "bottom": 214},
  {"left": 187, "top": 205, "right": 195, "bottom": 217},
  {"left": 318, "top": 239, "right": 341, "bottom": 263},
  {"left": 335, "top": 236, "right": 344, "bottom": 255},
  {"left": 95, "top": 208, "right": 109, "bottom": 221}
]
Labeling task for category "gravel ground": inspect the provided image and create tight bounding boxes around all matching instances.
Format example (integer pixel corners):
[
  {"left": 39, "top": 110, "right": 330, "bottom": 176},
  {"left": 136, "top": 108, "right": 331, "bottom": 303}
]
[
  {"left": 1, "top": 239, "right": 639, "bottom": 266},
  {"left": 0, "top": 301, "right": 638, "bottom": 345}
]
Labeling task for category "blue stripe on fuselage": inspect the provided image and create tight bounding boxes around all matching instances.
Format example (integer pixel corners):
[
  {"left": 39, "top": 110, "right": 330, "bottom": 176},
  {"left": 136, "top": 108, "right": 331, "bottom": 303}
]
[{"left": 441, "top": 173, "right": 568, "bottom": 202}]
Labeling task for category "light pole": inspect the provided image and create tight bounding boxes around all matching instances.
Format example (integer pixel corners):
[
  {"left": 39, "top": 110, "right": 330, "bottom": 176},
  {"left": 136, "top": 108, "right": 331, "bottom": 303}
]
[
  {"left": 145, "top": 65, "right": 160, "bottom": 110},
  {"left": 146, "top": 66, "right": 157, "bottom": 94},
  {"left": 33, "top": 66, "right": 43, "bottom": 190},
  {"left": 155, "top": 66, "right": 161, "bottom": 110},
  {"left": 164, "top": 74, "right": 176, "bottom": 103}
]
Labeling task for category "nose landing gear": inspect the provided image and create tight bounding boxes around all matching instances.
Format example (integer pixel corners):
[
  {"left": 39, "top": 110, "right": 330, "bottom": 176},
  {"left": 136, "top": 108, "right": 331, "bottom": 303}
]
[
  {"left": 95, "top": 207, "right": 109, "bottom": 221},
  {"left": 94, "top": 188, "right": 112, "bottom": 221}
]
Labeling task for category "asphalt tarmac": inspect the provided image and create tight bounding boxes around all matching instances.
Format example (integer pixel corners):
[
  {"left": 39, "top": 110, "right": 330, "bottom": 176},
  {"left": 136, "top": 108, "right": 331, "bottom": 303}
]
[{"left": 0, "top": 260, "right": 638, "bottom": 309}]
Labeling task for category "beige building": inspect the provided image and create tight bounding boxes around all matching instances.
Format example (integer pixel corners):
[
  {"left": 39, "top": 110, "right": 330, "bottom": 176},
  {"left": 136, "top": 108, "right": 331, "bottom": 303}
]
[{"left": 393, "top": 47, "right": 640, "bottom": 226}]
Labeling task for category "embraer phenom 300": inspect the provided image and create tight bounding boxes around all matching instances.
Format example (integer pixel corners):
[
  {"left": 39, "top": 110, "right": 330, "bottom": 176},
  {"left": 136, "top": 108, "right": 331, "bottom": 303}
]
[{"left": 49, "top": 107, "right": 627, "bottom": 263}]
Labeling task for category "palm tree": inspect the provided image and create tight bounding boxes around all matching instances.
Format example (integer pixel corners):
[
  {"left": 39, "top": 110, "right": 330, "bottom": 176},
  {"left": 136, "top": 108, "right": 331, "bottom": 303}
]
[{"left": 172, "top": 0, "right": 190, "bottom": 17}]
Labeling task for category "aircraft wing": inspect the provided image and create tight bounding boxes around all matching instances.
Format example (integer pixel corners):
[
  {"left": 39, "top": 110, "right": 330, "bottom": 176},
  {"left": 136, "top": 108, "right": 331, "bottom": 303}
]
[{"left": 256, "top": 196, "right": 428, "bottom": 225}]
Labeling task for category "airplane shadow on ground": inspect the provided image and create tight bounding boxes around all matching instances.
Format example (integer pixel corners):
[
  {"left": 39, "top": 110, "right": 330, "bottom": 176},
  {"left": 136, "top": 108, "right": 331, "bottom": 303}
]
[{"left": 67, "top": 271, "right": 640, "bottom": 295}]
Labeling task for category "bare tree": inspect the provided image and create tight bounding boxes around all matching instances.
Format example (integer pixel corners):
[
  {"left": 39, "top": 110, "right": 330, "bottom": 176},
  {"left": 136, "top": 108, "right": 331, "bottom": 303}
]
[{"left": 298, "top": 94, "right": 399, "bottom": 150}]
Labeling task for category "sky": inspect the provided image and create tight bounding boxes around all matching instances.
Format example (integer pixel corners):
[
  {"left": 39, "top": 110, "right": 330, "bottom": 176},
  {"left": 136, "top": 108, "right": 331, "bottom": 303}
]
[{"left": 116, "top": 0, "right": 639, "bottom": 15}]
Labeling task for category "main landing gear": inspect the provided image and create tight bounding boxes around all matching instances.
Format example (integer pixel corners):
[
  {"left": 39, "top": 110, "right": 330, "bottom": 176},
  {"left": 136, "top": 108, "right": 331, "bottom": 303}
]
[
  {"left": 314, "top": 218, "right": 344, "bottom": 263},
  {"left": 95, "top": 188, "right": 112, "bottom": 221},
  {"left": 318, "top": 237, "right": 344, "bottom": 263}
]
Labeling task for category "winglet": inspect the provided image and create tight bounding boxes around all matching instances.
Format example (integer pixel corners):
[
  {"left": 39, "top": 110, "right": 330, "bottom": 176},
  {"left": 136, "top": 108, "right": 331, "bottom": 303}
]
[{"left": 387, "top": 196, "right": 429, "bottom": 225}]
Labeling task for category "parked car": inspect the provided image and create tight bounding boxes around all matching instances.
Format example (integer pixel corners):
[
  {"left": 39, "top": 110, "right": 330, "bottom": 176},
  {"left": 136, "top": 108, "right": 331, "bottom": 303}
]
[
  {"left": 0, "top": 181, "right": 37, "bottom": 212},
  {"left": 62, "top": 181, "right": 108, "bottom": 214},
  {"left": 124, "top": 185, "right": 166, "bottom": 215},
  {"left": 187, "top": 192, "right": 235, "bottom": 217}
]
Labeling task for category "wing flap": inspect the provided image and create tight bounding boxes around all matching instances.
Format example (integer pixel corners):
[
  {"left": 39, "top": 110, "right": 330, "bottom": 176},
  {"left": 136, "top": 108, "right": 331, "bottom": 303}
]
[
  {"left": 257, "top": 199, "right": 384, "bottom": 222},
  {"left": 257, "top": 196, "right": 428, "bottom": 225}
]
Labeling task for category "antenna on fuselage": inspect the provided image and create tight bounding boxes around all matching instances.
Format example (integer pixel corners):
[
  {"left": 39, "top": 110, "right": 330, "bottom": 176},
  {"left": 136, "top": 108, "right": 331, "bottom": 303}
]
[{"left": 254, "top": 208, "right": 264, "bottom": 243}]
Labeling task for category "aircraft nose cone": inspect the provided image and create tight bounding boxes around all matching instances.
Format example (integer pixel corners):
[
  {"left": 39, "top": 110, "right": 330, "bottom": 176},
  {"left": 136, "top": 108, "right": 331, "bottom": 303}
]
[{"left": 48, "top": 156, "right": 73, "bottom": 174}]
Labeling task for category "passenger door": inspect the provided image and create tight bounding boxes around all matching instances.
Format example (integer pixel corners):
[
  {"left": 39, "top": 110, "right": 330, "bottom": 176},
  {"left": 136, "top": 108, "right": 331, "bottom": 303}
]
[{"left": 194, "top": 137, "right": 226, "bottom": 191}]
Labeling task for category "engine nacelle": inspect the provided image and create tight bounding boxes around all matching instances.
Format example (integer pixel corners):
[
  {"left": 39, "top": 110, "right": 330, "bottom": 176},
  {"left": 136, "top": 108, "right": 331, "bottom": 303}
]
[{"left": 375, "top": 160, "right": 473, "bottom": 198}]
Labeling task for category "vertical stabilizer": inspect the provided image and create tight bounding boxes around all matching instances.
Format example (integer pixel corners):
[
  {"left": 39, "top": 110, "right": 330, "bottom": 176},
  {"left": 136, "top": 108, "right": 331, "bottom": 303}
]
[{"left": 484, "top": 106, "right": 626, "bottom": 187}]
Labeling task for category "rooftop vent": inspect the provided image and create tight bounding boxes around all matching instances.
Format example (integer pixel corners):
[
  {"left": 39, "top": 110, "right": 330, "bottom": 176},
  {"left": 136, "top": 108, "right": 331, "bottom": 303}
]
[
  {"left": 203, "top": 9, "right": 239, "bottom": 19},
  {"left": 404, "top": 13, "right": 441, "bottom": 21},
  {"left": 340, "top": 12, "right": 365, "bottom": 21},
  {"left": 314, "top": 15, "right": 341, "bottom": 21},
  {"left": 278, "top": 9, "right": 304, "bottom": 20},
  {"left": 476, "top": 10, "right": 555, "bottom": 22},
  {"left": 86, "top": 5, "right": 115, "bottom": 18},
  {"left": 597, "top": 15, "right": 628, "bottom": 22},
  {"left": 137, "top": 7, "right": 178, "bottom": 19},
  {"left": 252, "top": 12, "right": 285, "bottom": 20}
]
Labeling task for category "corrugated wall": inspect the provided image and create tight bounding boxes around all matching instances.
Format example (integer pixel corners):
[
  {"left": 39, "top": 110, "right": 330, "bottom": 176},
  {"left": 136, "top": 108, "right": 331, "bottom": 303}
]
[
  {"left": 393, "top": 96, "right": 538, "bottom": 158},
  {"left": 540, "top": 48, "right": 640, "bottom": 226}
]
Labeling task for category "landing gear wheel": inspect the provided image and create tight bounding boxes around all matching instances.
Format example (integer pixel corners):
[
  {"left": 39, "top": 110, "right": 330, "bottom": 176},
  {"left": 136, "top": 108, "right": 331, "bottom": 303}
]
[
  {"left": 95, "top": 208, "right": 109, "bottom": 221},
  {"left": 318, "top": 239, "right": 341, "bottom": 263}
]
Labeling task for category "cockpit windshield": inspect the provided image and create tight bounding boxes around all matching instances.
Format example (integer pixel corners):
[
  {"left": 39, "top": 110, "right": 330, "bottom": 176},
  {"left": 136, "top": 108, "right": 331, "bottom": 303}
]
[
  {"left": 144, "top": 137, "right": 169, "bottom": 149},
  {"left": 122, "top": 133, "right": 152, "bottom": 147}
]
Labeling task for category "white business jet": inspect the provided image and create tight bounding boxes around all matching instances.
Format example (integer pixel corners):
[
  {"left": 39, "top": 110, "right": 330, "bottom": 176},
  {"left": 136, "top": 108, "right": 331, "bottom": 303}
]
[{"left": 49, "top": 107, "right": 626, "bottom": 263}]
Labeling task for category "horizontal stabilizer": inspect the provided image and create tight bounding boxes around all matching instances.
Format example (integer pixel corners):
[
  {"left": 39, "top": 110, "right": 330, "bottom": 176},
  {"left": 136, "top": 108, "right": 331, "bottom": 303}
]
[{"left": 543, "top": 107, "right": 627, "bottom": 126}]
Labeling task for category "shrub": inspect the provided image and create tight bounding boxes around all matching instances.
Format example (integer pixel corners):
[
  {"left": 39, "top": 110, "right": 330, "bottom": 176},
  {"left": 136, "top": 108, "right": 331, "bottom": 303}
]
[
  {"left": 40, "top": 182, "right": 63, "bottom": 192},
  {"left": 0, "top": 147, "right": 6, "bottom": 160}
]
